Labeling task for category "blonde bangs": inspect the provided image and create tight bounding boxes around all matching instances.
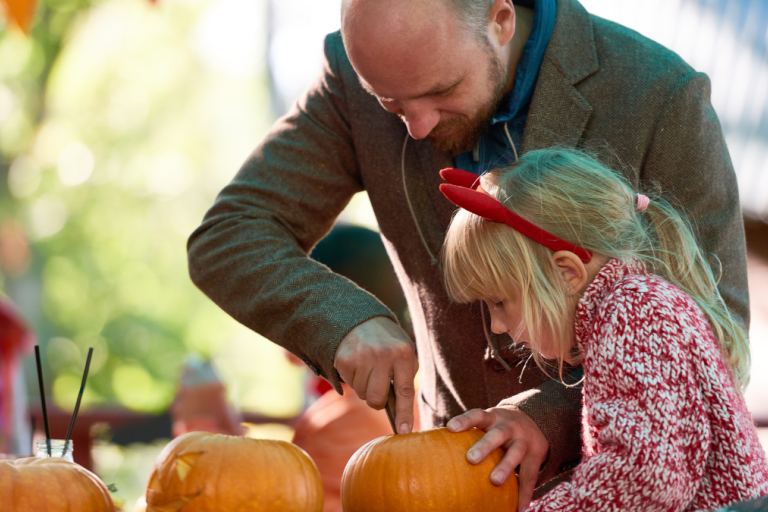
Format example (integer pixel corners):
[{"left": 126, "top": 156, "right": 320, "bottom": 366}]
[{"left": 443, "top": 209, "right": 527, "bottom": 304}]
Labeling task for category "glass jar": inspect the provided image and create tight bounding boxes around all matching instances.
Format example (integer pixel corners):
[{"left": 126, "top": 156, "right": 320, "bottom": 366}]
[{"left": 35, "top": 439, "right": 74, "bottom": 463}]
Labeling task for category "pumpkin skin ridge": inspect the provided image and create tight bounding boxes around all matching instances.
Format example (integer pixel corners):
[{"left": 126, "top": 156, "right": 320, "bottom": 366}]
[
  {"left": 342, "top": 433, "right": 382, "bottom": 510},
  {"left": 1, "top": 457, "right": 116, "bottom": 512},
  {"left": 51, "top": 461, "right": 71, "bottom": 510}
]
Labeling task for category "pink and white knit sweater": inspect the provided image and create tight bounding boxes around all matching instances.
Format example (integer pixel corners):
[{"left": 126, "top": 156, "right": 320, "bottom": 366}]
[{"left": 529, "top": 259, "right": 768, "bottom": 512}]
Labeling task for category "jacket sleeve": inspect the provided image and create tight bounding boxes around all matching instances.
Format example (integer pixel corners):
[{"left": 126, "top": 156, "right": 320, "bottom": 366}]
[
  {"left": 641, "top": 71, "right": 749, "bottom": 329},
  {"left": 528, "top": 293, "right": 709, "bottom": 511},
  {"left": 187, "top": 34, "right": 396, "bottom": 391}
]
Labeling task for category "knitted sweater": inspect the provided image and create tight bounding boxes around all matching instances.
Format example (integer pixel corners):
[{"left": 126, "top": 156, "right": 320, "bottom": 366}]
[{"left": 530, "top": 259, "right": 768, "bottom": 512}]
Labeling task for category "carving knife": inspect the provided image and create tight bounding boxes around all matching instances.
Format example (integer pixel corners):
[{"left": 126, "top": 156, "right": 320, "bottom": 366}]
[{"left": 384, "top": 381, "right": 398, "bottom": 434}]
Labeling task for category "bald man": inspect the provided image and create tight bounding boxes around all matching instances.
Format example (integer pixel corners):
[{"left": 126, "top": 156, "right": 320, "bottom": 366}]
[{"left": 188, "top": 0, "right": 748, "bottom": 507}]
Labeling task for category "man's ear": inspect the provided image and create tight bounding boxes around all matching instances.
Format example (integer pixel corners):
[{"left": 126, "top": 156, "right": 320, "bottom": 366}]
[
  {"left": 488, "top": 0, "right": 516, "bottom": 48},
  {"left": 551, "top": 251, "right": 588, "bottom": 296}
]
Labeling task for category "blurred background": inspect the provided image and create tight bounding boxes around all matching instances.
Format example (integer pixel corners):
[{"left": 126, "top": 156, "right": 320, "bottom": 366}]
[{"left": 0, "top": 0, "right": 766, "bottom": 509}]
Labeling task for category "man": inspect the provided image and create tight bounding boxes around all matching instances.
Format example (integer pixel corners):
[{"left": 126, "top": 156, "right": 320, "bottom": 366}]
[{"left": 188, "top": 0, "right": 748, "bottom": 507}]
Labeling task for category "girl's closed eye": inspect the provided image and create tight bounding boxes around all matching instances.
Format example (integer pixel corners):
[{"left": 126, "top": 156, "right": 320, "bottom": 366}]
[{"left": 486, "top": 298, "right": 504, "bottom": 309}]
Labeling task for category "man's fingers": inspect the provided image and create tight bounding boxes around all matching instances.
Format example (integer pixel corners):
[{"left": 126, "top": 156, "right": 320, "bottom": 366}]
[
  {"left": 350, "top": 365, "right": 370, "bottom": 401},
  {"left": 392, "top": 357, "right": 416, "bottom": 434},
  {"left": 516, "top": 448, "right": 543, "bottom": 512},
  {"left": 364, "top": 365, "right": 392, "bottom": 409}
]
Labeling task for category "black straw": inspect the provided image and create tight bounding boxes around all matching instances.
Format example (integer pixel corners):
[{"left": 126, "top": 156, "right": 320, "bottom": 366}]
[
  {"left": 34, "top": 345, "right": 51, "bottom": 456},
  {"left": 62, "top": 347, "right": 93, "bottom": 458}
]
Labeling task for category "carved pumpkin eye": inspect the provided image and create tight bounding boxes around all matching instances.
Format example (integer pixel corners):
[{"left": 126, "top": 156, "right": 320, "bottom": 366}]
[
  {"left": 148, "top": 473, "right": 162, "bottom": 492},
  {"left": 174, "top": 452, "right": 203, "bottom": 481},
  {"left": 341, "top": 427, "right": 519, "bottom": 511}
]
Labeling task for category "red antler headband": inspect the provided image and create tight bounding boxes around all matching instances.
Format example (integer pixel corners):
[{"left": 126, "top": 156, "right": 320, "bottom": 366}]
[{"left": 439, "top": 168, "right": 593, "bottom": 264}]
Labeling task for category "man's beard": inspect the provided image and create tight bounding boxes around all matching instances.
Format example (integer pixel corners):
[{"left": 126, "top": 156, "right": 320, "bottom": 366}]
[{"left": 428, "top": 51, "right": 508, "bottom": 156}]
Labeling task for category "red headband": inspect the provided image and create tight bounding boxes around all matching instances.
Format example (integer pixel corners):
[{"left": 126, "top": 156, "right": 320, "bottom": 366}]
[{"left": 439, "top": 168, "right": 593, "bottom": 264}]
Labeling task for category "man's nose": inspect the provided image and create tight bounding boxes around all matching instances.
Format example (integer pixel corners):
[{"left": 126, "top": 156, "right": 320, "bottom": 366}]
[{"left": 401, "top": 103, "right": 440, "bottom": 140}]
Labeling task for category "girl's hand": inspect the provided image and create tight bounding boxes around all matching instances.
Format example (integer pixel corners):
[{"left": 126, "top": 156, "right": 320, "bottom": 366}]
[{"left": 447, "top": 406, "right": 549, "bottom": 512}]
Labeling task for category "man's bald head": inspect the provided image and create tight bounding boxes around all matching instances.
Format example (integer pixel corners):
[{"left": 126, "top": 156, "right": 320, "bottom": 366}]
[
  {"left": 341, "top": 0, "right": 518, "bottom": 154},
  {"left": 341, "top": 0, "right": 494, "bottom": 46},
  {"left": 446, "top": 0, "right": 496, "bottom": 41}
]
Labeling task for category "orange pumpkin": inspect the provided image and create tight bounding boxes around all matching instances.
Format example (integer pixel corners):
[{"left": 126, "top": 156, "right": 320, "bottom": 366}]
[
  {"left": 0, "top": 457, "right": 116, "bottom": 511},
  {"left": 0, "top": 0, "right": 38, "bottom": 34},
  {"left": 341, "top": 427, "right": 518, "bottom": 511},
  {"left": 145, "top": 431, "right": 323, "bottom": 512}
]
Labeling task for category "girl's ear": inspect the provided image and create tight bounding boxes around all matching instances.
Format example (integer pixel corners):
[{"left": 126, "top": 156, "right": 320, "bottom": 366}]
[{"left": 551, "top": 251, "right": 588, "bottom": 296}]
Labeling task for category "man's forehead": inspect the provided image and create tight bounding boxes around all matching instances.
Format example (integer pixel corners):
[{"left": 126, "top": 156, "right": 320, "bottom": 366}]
[
  {"left": 356, "top": 70, "right": 465, "bottom": 102},
  {"left": 343, "top": 0, "right": 474, "bottom": 101}
]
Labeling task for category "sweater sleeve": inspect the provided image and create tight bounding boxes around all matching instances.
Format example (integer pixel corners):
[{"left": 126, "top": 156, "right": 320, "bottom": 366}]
[
  {"left": 529, "top": 285, "right": 710, "bottom": 511},
  {"left": 187, "top": 33, "right": 396, "bottom": 391}
]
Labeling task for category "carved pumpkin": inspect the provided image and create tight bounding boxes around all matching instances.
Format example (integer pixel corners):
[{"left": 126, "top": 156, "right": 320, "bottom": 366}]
[
  {"left": 145, "top": 431, "right": 323, "bottom": 512},
  {"left": 341, "top": 427, "right": 518, "bottom": 511},
  {"left": 0, "top": 457, "right": 116, "bottom": 511}
]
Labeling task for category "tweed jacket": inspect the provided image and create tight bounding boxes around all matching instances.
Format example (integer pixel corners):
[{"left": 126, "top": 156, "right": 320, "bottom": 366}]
[
  {"left": 529, "top": 259, "right": 768, "bottom": 511},
  {"left": 187, "top": 0, "right": 749, "bottom": 487}
]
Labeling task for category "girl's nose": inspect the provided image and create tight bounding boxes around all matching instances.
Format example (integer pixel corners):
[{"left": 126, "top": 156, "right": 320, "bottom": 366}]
[{"left": 490, "top": 316, "right": 508, "bottom": 336}]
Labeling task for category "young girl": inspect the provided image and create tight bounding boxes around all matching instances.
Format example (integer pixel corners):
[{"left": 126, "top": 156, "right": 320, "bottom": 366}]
[{"left": 439, "top": 149, "right": 768, "bottom": 511}]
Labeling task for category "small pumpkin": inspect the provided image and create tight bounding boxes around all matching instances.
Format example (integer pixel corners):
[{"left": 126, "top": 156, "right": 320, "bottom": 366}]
[
  {"left": 145, "top": 431, "right": 323, "bottom": 512},
  {"left": 341, "top": 427, "right": 518, "bottom": 511},
  {"left": 0, "top": 457, "right": 116, "bottom": 512},
  {"left": 0, "top": 0, "right": 38, "bottom": 34}
]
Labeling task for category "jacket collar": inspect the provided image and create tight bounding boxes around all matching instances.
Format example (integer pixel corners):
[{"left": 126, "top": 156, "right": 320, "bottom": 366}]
[
  {"left": 544, "top": 0, "right": 599, "bottom": 84},
  {"left": 411, "top": 0, "right": 600, "bottom": 245},
  {"left": 521, "top": 0, "right": 599, "bottom": 152}
]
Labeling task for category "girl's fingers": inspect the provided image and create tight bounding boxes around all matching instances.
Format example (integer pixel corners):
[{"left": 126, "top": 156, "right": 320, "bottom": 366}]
[
  {"left": 447, "top": 408, "right": 492, "bottom": 433},
  {"left": 517, "top": 447, "right": 544, "bottom": 512},
  {"left": 489, "top": 437, "right": 528, "bottom": 485},
  {"left": 465, "top": 424, "right": 510, "bottom": 465}
]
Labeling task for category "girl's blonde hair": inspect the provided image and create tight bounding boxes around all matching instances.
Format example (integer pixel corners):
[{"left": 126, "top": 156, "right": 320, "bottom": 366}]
[{"left": 442, "top": 148, "right": 750, "bottom": 391}]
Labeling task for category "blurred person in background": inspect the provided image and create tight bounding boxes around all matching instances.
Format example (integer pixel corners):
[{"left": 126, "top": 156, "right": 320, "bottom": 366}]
[
  {"left": 188, "top": 0, "right": 749, "bottom": 502},
  {"left": 0, "top": 299, "right": 34, "bottom": 456},
  {"left": 170, "top": 356, "right": 243, "bottom": 437}
]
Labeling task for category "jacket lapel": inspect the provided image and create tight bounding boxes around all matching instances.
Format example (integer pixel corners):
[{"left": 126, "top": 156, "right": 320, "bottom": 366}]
[
  {"left": 404, "top": 138, "right": 454, "bottom": 257},
  {"left": 403, "top": 0, "right": 600, "bottom": 254},
  {"left": 522, "top": 0, "right": 599, "bottom": 152}
]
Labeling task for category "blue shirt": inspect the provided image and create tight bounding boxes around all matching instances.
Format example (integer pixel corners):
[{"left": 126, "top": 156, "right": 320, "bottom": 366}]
[{"left": 454, "top": 0, "right": 556, "bottom": 175}]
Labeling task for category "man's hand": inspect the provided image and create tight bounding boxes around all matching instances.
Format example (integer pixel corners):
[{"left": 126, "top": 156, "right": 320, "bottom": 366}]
[
  {"left": 447, "top": 406, "right": 548, "bottom": 512},
  {"left": 334, "top": 317, "right": 418, "bottom": 434}
]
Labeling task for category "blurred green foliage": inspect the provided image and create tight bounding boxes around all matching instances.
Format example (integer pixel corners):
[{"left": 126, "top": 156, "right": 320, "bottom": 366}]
[{"left": 0, "top": 0, "right": 305, "bottom": 417}]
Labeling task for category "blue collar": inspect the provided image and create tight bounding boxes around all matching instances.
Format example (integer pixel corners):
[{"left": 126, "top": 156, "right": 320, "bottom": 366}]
[
  {"left": 453, "top": 0, "right": 556, "bottom": 175},
  {"left": 491, "top": 0, "right": 556, "bottom": 125}
]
